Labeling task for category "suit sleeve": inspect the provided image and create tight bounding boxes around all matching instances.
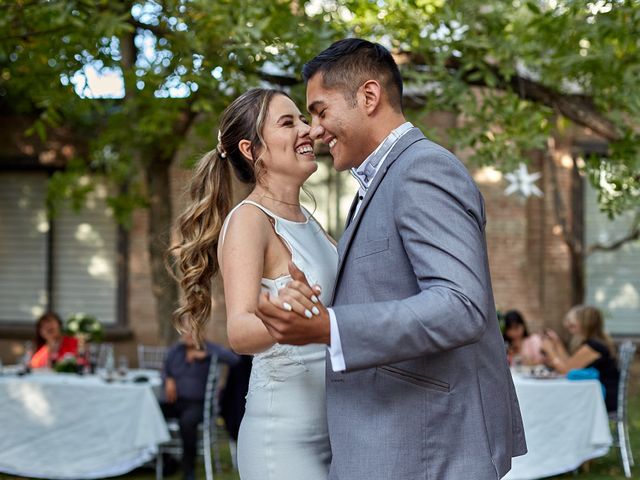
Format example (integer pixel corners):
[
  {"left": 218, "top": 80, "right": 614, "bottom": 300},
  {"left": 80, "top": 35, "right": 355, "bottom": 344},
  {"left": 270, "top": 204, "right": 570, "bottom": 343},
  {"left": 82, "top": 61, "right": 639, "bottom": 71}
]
[{"left": 332, "top": 149, "right": 492, "bottom": 371}]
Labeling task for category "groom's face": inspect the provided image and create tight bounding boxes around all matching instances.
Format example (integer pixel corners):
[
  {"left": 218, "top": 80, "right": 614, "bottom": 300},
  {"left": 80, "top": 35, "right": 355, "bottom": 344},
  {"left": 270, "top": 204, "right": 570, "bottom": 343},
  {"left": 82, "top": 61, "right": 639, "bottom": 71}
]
[{"left": 306, "top": 73, "right": 370, "bottom": 171}]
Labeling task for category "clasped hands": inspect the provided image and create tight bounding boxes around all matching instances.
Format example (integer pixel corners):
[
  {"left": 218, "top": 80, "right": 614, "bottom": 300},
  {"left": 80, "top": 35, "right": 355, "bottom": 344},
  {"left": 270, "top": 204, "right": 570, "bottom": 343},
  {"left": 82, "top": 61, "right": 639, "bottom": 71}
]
[
  {"left": 255, "top": 262, "right": 331, "bottom": 345},
  {"left": 540, "top": 328, "right": 560, "bottom": 353}
]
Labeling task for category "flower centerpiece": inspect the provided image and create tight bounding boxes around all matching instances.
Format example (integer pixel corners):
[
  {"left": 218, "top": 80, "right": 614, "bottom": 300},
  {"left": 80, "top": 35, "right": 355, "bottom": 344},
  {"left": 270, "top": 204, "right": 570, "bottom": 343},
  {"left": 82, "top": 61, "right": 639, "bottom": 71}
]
[
  {"left": 63, "top": 313, "right": 103, "bottom": 374},
  {"left": 54, "top": 353, "right": 79, "bottom": 373},
  {"left": 64, "top": 313, "right": 103, "bottom": 343}
]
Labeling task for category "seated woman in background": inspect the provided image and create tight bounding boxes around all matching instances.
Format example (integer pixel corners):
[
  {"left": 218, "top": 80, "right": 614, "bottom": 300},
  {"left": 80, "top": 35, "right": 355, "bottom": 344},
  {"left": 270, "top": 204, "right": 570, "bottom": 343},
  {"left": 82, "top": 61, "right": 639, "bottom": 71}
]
[
  {"left": 541, "top": 305, "right": 620, "bottom": 412},
  {"left": 503, "top": 310, "right": 544, "bottom": 365},
  {"left": 30, "top": 312, "right": 78, "bottom": 368}
]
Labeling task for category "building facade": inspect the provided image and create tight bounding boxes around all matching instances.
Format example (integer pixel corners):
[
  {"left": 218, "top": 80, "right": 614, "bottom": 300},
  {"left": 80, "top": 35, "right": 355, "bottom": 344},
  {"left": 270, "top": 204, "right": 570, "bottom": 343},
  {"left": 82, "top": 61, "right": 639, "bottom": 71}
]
[{"left": 1, "top": 117, "right": 637, "bottom": 364}]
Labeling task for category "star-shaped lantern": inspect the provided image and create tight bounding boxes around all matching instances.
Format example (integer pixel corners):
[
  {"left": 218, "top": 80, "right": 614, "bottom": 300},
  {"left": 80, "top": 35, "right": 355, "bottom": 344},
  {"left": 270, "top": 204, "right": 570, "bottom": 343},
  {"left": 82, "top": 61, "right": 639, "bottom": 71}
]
[{"left": 504, "top": 163, "right": 543, "bottom": 198}]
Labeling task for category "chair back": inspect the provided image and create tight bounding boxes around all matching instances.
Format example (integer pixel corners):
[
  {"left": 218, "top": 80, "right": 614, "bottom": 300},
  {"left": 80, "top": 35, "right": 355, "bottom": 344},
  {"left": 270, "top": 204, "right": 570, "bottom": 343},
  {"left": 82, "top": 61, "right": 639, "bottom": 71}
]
[
  {"left": 202, "top": 354, "right": 222, "bottom": 480},
  {"left": 155, "top": 351, "right": 224, "bottom": 480},
  {"left": 616, "top": 340, "right": 637, "bottom": 422},
  {"left": 137, "top": 345, "right": 168, "bottom": 370},
  {"left": 203, "top": 354, "right": 221, "bottom": 421}
]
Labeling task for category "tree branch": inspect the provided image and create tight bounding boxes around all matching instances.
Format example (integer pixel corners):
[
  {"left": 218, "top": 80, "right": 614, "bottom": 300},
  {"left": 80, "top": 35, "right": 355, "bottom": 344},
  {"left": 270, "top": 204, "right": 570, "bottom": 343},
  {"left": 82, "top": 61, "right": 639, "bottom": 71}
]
[
  {"left": 504, "top": 74, "right": 620, "bottom": 142},
  {"left": 546, "top": 149, "right": 576, "bottom": 253},
  {"left": 585, "top": 212, "right": 640, "bottom": 256},
  {"left": 402, "top": 53, "right": 621, "bottom": 143},
  {"left": 259, "top": 71, "right": 299, "bottom": 86},
  {"left": 0, "top": 26, "right": 70, "bottom": 42},
  {"left": 130, "top": 19, "right": 170, "bottom": 38},
  {"left": 172, "top": 97, "right": 199, "bottom": 139}
]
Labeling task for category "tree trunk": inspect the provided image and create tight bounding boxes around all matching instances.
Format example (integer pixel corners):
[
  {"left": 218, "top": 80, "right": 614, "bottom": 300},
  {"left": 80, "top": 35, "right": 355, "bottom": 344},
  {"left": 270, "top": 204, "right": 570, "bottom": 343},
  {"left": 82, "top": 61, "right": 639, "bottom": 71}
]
[
  {"left": 145, "top": 155, "right": 179, "bottom": 344},
  {"left": 546, "top": 149, "right": 585, "bottom": 306},
  {"left": 569, "top": 156, "right": 585, "bottom": 305}
]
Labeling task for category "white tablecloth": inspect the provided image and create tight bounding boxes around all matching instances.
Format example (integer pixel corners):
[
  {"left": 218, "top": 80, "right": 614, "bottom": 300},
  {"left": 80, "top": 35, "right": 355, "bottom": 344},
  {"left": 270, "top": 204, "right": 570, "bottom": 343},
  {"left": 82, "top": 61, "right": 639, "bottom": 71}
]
[
  {"left": 0, "top": 371, "right": 170, "bottom": 479},
  {"left": 504, "top": 373, "right": 612, "bottom": 480}
]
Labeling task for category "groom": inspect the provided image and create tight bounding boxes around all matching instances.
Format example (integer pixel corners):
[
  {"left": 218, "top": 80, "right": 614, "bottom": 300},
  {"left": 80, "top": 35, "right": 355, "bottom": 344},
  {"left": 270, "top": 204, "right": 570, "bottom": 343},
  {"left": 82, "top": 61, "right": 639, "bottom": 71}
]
[{"left": 256, "top": 38, "right": 527, "bottom": 479}]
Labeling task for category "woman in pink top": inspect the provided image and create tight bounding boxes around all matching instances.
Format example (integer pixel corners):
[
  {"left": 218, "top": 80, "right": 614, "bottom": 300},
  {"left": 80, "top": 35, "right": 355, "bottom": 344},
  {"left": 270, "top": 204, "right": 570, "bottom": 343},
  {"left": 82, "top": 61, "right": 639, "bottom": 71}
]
[{"left": 503, "top": 310, "right": 544, "bottom": 365}]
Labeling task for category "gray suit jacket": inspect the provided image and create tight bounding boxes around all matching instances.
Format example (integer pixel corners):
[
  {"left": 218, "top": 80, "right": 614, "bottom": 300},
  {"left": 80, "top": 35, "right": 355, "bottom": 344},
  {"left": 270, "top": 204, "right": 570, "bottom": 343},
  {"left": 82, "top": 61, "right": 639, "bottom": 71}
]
[{"left": 328, "top": 128, "right": 527, "bottom": 480}]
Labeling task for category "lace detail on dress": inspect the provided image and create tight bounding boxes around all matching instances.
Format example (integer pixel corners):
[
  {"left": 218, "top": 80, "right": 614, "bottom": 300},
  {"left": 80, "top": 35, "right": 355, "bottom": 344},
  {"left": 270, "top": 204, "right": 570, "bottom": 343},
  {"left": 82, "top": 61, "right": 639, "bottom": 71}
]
[{"left": 247, "top": 344, "right": 309, "bottom": 394}]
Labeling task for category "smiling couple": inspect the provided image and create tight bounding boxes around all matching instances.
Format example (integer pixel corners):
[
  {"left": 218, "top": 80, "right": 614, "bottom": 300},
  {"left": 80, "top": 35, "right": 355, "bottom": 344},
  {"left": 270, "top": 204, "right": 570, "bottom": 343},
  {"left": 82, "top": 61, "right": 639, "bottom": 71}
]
[{"left": 170, "top": 38, "right": 527, "bottom": 480}]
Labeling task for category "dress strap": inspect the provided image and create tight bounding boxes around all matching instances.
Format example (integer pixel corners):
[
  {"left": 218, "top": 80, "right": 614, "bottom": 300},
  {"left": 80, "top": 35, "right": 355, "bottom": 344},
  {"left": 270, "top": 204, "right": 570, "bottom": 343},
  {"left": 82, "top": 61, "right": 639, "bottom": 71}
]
[
  {"left": 219, "top": 200, "right": 294, "bottom": 258},
  {"left": 241, "top": 200, "right": 280, "bottom": 221}
]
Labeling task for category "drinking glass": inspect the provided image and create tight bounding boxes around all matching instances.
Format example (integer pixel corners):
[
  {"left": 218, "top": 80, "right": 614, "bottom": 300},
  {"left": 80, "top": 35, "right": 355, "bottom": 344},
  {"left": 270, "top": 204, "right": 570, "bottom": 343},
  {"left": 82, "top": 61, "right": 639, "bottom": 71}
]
[{"left": 118, "top": 355, "right": 129, "bottom": 377}]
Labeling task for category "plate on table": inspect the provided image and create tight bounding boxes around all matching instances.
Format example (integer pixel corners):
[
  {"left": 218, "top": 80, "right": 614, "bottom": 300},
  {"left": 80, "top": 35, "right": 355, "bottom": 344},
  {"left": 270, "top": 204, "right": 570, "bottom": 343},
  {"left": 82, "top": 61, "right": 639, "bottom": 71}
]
[
  {"left": 522, "top": 371, "right": 563, "bottom": 380},
  {"left": 516, "top": 365, "right": 563, "bottom": 379}
]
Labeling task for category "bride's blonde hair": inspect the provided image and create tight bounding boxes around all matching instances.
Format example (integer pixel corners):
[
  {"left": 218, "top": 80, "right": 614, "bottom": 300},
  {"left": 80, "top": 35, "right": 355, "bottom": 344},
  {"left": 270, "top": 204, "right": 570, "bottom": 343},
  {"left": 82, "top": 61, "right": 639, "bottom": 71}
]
[{"left": 168, "top": 88, "right": 288, "bottom": 343}]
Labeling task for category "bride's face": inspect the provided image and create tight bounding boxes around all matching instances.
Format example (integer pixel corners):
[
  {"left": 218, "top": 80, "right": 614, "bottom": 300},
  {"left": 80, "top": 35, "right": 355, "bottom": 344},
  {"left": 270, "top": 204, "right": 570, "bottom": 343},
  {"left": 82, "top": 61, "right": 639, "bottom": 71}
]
[{"left": 259, "top": 94, "right": 317, "bottom": 183}]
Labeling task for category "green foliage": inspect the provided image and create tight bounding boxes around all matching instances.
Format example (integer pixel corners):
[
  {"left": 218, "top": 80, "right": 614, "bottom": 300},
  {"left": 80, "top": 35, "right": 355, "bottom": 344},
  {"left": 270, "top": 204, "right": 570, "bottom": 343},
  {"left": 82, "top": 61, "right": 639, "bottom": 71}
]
[
  {"left": 0, "top": 0, "right": 638, "bottom": 219},
  {"left": 0, "top": 0, "right": 333, "bottom": 222},
  {"left": 53, "top": 355, "right": 80, "bottom": 374},
  {"left": 343, "top": 0, "right": 640, "bottom": 217}
]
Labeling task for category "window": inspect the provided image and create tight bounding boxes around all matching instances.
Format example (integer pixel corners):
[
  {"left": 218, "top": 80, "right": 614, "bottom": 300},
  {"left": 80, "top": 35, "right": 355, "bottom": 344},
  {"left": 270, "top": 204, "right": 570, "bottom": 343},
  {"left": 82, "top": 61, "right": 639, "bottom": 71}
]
[
  {"left": 585, "top": 181, "right": 640, "bottom": 335},
  {"left": 0, "top": 171, "right": 122, "bottom": 326}
]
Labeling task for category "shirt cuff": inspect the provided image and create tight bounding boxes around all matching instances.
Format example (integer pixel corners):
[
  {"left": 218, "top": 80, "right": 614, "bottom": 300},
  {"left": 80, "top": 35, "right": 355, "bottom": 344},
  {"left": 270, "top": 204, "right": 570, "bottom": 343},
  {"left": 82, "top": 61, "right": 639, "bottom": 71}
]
[{"left": 328, "top": 308, "right": 346, "bottom": 372}]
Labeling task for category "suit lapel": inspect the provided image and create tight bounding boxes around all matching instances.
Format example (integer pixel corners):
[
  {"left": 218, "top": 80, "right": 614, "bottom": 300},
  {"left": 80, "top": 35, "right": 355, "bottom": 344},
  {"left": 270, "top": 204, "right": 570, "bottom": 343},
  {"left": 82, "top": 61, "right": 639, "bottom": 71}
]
[
  {"left": 344, "top": 192, "right": 360, "bottom": 229},
  {"left": 335, "top": 128, "right": 426, "bottom": 284}
]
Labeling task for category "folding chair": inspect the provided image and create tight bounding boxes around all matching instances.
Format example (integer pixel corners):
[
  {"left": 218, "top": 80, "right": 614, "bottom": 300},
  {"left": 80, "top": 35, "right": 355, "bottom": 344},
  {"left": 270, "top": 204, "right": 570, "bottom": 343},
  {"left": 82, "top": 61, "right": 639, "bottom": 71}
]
[
  {"left": 610, "top": 340, "right": 636, "bottom": 478},
  {"left": 156, "top": 356, "right": 223, "bottom": 480},
  {"left": 137, "top": 344, "right": 169, "bottom": 370}
]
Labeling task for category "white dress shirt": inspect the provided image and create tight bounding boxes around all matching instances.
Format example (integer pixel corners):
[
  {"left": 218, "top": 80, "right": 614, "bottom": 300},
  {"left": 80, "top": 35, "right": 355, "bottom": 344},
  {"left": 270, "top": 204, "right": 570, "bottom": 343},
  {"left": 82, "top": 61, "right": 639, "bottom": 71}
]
[{"left": 327, "top": 122, "right": 414, "bottom": 372}]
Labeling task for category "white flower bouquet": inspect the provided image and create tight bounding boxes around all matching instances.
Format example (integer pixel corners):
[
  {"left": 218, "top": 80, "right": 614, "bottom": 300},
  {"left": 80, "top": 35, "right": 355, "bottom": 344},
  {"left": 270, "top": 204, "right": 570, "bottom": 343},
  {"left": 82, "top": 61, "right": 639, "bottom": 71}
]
[{"left": 64, "top": 313, "right": 103, "bottom": 343}]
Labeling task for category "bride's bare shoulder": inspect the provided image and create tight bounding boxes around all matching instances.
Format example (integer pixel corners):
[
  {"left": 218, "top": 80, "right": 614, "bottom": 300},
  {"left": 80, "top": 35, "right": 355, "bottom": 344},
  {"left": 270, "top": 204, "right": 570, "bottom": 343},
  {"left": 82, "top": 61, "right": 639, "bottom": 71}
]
[{"left": 220, "top": 202, "right": 272, "bottom": 252}]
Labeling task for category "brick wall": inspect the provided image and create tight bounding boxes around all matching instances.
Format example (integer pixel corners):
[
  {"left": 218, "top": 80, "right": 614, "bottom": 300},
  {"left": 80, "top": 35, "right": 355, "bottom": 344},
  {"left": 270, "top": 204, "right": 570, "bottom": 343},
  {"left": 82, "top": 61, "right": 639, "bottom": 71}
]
[
  {"left": 477, "top": 150, "right": 575, "bottom": 336},
  {"left": 0, "top": 117, "right": 612, "bottom": 364},
  {"left": 127, "top": 141, "right": 577, "bottom": 346}
]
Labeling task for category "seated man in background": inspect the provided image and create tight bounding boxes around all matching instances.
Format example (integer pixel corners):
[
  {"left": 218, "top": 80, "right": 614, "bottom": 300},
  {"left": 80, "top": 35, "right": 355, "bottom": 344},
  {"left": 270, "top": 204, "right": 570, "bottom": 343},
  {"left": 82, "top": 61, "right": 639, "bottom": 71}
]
[{"left": 161, "top": 323, "right": 240, "bottom": 480}]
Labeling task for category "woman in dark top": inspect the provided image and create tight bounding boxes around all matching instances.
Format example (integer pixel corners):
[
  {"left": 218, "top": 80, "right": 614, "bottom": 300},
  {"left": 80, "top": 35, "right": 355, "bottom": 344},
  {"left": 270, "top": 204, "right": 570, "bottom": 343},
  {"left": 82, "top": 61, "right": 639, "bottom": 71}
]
[{"left": 541, "top": 305, "right": 620, "bottom": 411}]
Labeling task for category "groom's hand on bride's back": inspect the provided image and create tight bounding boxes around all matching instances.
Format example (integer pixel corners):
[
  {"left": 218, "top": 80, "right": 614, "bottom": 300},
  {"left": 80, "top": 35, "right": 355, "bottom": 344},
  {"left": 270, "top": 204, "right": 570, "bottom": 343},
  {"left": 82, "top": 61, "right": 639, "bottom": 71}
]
[{"left": 255, "top": 262, "right": 330, "bottom": 345}]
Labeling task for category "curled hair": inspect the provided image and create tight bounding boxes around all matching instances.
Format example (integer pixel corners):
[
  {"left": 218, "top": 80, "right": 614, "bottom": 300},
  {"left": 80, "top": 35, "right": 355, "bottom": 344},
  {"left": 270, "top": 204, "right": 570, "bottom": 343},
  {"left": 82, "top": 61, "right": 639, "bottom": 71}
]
[
  {"left": 168, "top": 88, "right": 288, "bottom": 343},
  {"left": 302, "top": 38, "right": 403, "bottom": 112}
]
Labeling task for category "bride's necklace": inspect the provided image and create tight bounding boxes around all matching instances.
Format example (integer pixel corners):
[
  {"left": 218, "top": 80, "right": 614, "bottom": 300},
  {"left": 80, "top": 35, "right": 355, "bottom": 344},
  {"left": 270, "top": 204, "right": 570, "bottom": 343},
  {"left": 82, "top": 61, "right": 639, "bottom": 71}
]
[{"left": 259, "top": 194, "right": 300, "bottom": 207}]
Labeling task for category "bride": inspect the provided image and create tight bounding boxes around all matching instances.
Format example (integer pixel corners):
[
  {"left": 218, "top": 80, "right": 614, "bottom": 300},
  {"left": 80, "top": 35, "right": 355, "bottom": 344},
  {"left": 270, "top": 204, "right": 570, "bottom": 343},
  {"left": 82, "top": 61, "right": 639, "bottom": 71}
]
[{"left": 169, "top": 88, "right": 336, "bottom": 479}]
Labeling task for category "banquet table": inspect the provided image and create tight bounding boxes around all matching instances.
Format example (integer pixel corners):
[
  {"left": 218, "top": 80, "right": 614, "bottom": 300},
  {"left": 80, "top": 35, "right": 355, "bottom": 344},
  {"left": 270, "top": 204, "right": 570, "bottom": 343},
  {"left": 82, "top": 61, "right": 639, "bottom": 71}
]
[
  {"left": 0, "top": 370, "right": 170, "bottom": 479},
  {"left": 504, "top": 372, "right": 613, "bottom": 480}
]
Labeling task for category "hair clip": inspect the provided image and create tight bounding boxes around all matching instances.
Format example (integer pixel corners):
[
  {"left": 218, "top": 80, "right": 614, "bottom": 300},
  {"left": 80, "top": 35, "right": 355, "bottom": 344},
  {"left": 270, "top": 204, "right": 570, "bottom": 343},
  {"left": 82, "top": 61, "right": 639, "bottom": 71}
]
[{"left": 217, "top": 130, "right": 227, "bottom": 158}]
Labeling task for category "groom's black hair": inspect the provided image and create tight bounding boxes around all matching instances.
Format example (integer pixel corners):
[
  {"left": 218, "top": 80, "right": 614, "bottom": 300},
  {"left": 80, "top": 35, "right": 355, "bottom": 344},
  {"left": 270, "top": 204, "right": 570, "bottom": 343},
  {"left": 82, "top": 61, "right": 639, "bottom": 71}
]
[{"left": 302, "top": 38, "right": 403, "bottom": 112}]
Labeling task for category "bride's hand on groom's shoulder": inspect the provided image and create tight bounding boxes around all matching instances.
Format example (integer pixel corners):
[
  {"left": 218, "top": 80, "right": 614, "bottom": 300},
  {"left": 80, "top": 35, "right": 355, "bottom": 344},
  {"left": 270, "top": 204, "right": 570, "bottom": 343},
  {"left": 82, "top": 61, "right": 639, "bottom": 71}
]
[{"left": 255, "top": 262, "right": 330, "bottom": 345}]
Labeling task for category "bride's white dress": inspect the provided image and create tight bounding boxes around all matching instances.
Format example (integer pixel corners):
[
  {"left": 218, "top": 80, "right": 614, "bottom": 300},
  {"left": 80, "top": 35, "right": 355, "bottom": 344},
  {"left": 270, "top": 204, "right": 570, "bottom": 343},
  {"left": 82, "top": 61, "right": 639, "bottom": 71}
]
[{"left": 221, "top": 200, "right": 338, "bottom": 480}]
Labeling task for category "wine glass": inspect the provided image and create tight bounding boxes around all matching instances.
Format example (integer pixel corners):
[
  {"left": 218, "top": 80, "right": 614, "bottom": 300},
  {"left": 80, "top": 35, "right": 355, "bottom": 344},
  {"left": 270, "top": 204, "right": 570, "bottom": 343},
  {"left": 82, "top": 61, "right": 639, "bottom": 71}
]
[
  {"left": 88, "top": 343, "right": 99, "bottom": 374},
  {"left": 117, "top": 355, "right": 129, "bottom": 377}
]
